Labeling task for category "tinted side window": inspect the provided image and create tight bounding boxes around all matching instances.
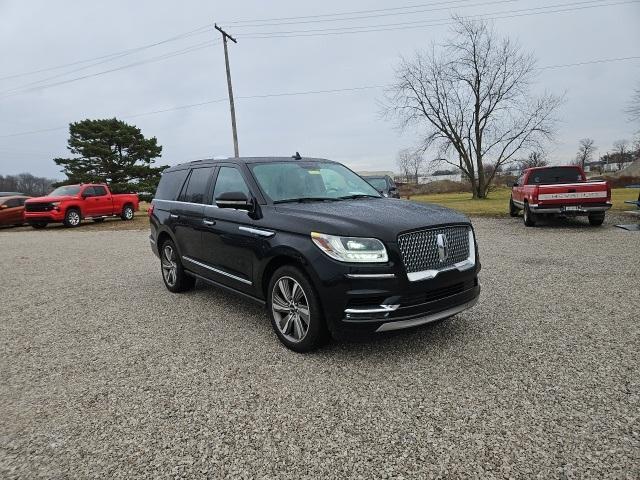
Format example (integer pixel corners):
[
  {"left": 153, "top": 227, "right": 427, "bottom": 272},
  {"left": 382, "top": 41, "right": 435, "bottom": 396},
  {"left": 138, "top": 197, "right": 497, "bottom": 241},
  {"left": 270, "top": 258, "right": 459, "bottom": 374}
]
[
  {"left": 5, "top": 198, "right": 19, "bottom": 207},
  {"left": 213, "top": 167, "right": 249, "bottom": 200},
  {"left": 179, "top": 167, "right": 213, "bottom": 204},
  {"left": 154, "top": 169, "right": 189, "bottom": 200},
  {"left": 82, "top": 186, "right": 96, "bottom": 197},
  {"left": 93, "top": 186, "right": 107, "bottom": 196}
]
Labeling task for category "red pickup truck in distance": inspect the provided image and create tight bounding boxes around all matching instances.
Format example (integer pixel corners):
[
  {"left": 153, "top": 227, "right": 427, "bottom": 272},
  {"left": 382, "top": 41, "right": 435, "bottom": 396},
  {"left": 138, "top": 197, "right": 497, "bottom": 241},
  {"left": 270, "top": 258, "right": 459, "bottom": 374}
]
[
  {"left": 24, "top": 183, "right": 139, "bottom": 229},
  {"left": 509, "top": 166, "right": 611, "bottom": 227}
]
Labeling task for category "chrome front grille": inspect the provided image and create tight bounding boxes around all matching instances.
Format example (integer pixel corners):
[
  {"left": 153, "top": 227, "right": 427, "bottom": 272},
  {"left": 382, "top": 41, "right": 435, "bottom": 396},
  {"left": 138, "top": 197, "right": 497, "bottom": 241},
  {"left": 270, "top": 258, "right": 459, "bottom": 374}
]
[{"left": 397, "top": 225, "right": 470, "bottom": 274}]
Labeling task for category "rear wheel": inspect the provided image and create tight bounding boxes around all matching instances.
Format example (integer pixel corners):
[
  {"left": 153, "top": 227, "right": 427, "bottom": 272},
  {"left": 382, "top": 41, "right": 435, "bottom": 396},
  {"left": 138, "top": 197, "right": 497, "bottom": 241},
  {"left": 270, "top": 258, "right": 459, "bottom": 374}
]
[
  {"left": 121, "top": 205, "right": 134, "bottom": 221},
  {"left": 160, "top": 239, "right": 195, "bottom": 292},
  {"left": 523, "top": 203, "right": 536, "bottom": 227},
  {"left": 509, "top": 197, "right": 519, "bottom": 217},
  {"left": 31, "top": 222, "right": 47, "bottom": 229},
  {"left": 268, "top": 265, "right": 327, "bottom": 352},
  {"left": 63, "top": 209, "right": 81, "bottom": 228},
  {"left": 588, "top": 212, "right": 605, "bottom": 226}
]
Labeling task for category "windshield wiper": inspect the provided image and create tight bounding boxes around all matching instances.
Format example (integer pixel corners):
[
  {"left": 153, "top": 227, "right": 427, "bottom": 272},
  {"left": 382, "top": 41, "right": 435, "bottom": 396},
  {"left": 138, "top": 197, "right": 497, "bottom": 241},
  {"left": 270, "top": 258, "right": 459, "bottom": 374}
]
[
  {"left": 337, "top": 194, "right": 381, "bottom": 200},
  {"left": 274, "top": 197, "right": 338, "bottom": 204}
]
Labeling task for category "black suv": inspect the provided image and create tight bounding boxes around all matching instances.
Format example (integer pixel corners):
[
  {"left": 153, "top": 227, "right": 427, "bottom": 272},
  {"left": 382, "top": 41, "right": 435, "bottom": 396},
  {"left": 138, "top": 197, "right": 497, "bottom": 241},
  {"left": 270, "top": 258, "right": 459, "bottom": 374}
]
[
  {"left": 362, "top": 175, "right": 400, "bottom": 198},
  {"left": 149, "top": 156, "right": 480, "bottom": 352}
]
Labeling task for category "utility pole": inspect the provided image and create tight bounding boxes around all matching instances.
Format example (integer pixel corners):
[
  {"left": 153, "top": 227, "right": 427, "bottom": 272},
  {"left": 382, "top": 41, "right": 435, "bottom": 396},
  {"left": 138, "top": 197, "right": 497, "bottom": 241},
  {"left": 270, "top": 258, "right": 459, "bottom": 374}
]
[{"left": 215, "top": 23, "right": 239, "bottom": 157}]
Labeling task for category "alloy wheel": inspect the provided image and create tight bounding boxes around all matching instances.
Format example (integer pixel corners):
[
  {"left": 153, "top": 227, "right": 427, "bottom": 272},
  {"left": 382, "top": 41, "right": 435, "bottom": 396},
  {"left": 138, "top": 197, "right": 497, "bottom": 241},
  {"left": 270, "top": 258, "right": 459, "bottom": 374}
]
[
  {"left": 125, "top": 207, "right": 134, "bottom": 219},
  {"left": 271, "top": 276, "right": 310, "bottom": 343},
  {"left": 68, "top": 211, "right": 80, "bottom": 226},
  {"left": 162, "top": 245, "right": 178, "bottom": 287}
]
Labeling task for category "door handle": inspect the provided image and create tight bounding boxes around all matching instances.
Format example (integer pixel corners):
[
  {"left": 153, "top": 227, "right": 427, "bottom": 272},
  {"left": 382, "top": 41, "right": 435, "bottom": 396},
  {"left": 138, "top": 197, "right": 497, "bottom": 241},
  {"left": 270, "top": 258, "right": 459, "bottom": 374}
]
[
  {"left": 203, "top": 219, "right": 216, "bottom": 226},
  {"left": 170, "top": 214, "right": 179, "bottom": 219}
]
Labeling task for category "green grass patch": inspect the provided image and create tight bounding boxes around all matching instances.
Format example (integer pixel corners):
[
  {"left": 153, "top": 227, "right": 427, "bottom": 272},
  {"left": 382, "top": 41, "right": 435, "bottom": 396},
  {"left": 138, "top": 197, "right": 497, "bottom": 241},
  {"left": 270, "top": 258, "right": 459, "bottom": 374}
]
[{"left": 411, "top": 187, "right": 639, "bottom": 216}]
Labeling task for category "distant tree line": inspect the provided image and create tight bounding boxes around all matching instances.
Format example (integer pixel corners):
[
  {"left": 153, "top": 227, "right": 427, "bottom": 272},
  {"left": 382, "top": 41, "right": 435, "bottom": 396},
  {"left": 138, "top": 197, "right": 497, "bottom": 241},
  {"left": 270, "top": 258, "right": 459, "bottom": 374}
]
[{"left": 0, "top": 173, "right": 57, "bottom": 196}]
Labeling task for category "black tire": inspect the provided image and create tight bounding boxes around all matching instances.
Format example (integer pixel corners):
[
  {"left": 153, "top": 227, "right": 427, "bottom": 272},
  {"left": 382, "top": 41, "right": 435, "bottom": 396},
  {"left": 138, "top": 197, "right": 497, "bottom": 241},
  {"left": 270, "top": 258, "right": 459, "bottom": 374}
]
[
  {"left": 121, "top": 204, "right": 134, "bottom": 221},
  {"left": 523, "top": 202, "right": 536, "bottom": 227},
  {"left": 93, "top": 218, "right": 105, "bottom": 223},
  {"left": 509, "top": 197, "right": 519, "bottom": 217},
  {"left": 63, "top": 208, "right": 81, "bottom": 228},
  {"left": 31, "top": 222, "right": 47, "bottom": 229},
  {"left": 159, "top": 239, "right": 195, "bottom": 293},
  {"left": 267, "top": 265, "right": 328, "bottom": 353},
  {"left": 588, "top": 213, "right": 605, "bottom": 226}
]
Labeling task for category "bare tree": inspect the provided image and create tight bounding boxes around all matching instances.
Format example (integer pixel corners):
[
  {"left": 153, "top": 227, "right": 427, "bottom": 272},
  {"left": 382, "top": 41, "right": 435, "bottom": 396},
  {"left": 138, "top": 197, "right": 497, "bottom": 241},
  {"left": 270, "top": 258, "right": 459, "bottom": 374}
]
[
  {"left": 612, "top": 139, "right": 630, "bottom": 170},
  {"left": 626, "top": 83, "right": 640, "bottom": 124},
  {"left": 396, "top": 148, "right": 425, "bottom": 183},
  {"left": 518, "top": 151, "right": 549, "bottom": 171},
  {"left": 385, "top": 16, "right": 561, "bottom": 198},
  {"left": 575, "top": 138, "right": 597, "bottom": 170}
]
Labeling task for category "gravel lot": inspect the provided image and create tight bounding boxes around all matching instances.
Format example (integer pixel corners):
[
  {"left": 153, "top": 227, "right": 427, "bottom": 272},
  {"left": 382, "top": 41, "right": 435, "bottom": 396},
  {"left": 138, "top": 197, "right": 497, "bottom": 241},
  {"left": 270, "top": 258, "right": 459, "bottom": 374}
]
[{"left": 1, "top": 215, "right": 639, "bottom": 478}]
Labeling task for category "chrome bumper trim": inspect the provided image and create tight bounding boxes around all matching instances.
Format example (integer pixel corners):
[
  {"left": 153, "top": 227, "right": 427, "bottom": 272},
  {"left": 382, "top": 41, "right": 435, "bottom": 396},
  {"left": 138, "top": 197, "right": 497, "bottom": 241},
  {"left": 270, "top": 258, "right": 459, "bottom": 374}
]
[
  {"left": 530, "top": 205, "right": 611, "bottom": 214},
  {"left": 344, "top": 304, "right": 400, "bottom": 314},
  {"left": 345, "top": 273, "right": 396, "bottom": 279},
  {"left": 375, "top": 296, "right": 479, "bottom": 332}
]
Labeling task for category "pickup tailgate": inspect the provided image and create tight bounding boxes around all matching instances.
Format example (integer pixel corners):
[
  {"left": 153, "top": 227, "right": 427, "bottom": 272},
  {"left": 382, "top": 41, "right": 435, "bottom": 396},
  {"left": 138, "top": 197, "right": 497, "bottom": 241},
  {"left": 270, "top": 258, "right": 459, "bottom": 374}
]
[{"left": 536, "top": 181, "right": 609, "bottom": 206}]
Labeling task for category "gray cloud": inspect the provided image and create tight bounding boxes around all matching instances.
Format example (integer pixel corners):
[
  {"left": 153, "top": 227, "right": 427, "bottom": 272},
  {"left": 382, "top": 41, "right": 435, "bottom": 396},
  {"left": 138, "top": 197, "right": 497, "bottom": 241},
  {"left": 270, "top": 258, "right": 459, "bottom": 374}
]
[{"left": 1, "top": 0, "right": 639, "bottom": 178}]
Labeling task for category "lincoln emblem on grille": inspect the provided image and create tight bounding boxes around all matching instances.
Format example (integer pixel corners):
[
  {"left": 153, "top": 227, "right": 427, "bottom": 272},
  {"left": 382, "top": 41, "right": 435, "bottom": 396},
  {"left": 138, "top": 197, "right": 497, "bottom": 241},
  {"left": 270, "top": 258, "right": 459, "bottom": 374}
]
[{"left": 436, "top": 233, "right": 448, "bottom": 262}]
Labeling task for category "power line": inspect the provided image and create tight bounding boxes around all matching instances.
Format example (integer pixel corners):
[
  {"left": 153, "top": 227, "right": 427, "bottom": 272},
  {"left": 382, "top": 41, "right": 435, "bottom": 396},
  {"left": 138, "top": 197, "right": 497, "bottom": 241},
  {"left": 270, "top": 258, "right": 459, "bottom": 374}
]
[
  {"left": 238, "top": 0, "right": 639, "bottom": 38},
  {"left": 1, "top": 55, "right": 638, "bottom": 139},
  {"left": 0, "top": 25, "right": 211, "bottom": 82},
  {"left": 223, "top": 0, "right": 515, "bottom": 27},
  {"left": 0, "top": 40, "right": 220, "bottom": 98},
  {"left": 221, "top": 0, "right": 483, "bottom": 24}
]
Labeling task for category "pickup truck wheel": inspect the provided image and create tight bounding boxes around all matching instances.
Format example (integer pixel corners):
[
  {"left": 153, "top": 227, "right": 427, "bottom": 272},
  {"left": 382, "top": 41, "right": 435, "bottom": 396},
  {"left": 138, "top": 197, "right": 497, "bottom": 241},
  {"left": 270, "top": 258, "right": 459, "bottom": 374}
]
[
  {"left": 523, "top": 203, "right": 536, "bottom": 227},
  {"left": 31, "top": 222, "right": 47, "bottom": 229},
  {"left": 268, "top": 265, "right": 328, "bottom": 353},
  {"left": 160, "top": 240, "right": 195, "bottom": 292},
  {"left": 588, "top": 213, "right": 605, "bottom": 226},
  {"left": 509, "top": 197, "right": 519, "bottom": 217},
  {"left": 121, "top": 205, "right": 134, "bottom": 221},
  {"left": 63, "top": 209, "right": 81, "bottom": 228}
]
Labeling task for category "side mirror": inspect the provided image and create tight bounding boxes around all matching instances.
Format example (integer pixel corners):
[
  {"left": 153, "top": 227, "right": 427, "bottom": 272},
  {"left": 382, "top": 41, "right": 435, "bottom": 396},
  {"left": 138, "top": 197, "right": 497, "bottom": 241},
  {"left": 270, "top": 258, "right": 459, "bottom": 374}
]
[{"left": 215, "top": 191, "right": 252, "bottom": 211}]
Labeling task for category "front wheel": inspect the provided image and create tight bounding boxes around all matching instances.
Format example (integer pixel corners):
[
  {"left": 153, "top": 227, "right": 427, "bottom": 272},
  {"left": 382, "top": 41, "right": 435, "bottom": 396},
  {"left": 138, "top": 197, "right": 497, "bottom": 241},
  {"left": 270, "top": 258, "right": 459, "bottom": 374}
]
[
  {"left": 588, "top": 213, "right": 605, "bottom": 226},
  {"left": 121, "top": 205, "right": 134, "bottom": 221},
  {"left": 523, "top": 203, "right": 536, "bottom": 227},
  {"left": 509, "top": 197, "right": 519, "bottom": 217},
  {"left": 267, "top": 265, "right": 327, "bottom": 353},
  {"left": 63, "top": 209, "right": 81, "bottom": 228},
  {"left": 160, "top": 239, "right": 195, "bottom": 293}
]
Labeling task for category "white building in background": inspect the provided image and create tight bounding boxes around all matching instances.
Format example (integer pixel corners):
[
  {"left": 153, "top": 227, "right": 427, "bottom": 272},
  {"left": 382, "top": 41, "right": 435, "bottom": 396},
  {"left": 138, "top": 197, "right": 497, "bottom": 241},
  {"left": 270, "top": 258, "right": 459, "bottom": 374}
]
[{"left": 418, "top": 172, "right": 463, "bottom": 184}]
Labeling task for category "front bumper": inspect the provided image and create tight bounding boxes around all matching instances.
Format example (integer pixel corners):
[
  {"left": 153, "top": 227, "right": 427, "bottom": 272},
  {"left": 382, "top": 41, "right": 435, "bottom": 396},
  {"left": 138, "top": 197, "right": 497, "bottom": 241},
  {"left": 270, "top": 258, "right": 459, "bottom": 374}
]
[
  {"left": 24, "top": 211, "right": 65, "bottom": 223},
  {"left": 308, "top": 244, "right": 481, "bottom": 335}
]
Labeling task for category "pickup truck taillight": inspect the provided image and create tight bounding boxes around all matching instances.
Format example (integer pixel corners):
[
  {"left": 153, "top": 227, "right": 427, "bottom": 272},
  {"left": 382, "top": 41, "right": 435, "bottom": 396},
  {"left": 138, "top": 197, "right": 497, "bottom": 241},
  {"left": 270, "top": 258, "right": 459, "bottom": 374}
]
[
  {"left": 147, "top": 204, "right": 154, "bottom": 217},
  {"left": 606, "top": 183, "right": 611, "bottom": 200}
]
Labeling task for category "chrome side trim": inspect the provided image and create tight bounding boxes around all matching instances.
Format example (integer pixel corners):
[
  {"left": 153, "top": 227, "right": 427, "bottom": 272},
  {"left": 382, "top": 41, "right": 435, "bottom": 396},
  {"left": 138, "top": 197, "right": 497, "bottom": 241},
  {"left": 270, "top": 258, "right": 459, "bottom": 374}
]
[
  {"left": 344, "top": 304, "right": 400, "bottom": 314},
  {"left": 345, "top": 273, "right": 396, "bottom": 279},
  {"left": 375, "top": 297, "right": 479, "bottom": 332},
  {"left": 154, "top": 199, "right": 214, "bottom": 208},
  {"left": 182, "top": 256, "right": 252, "bottom": 285},
  {"left": 238, "top": 226, "right": 275, "bottom": 237},
  {"left": 406, "top": 229, "right": 476, "bottom": 282}
]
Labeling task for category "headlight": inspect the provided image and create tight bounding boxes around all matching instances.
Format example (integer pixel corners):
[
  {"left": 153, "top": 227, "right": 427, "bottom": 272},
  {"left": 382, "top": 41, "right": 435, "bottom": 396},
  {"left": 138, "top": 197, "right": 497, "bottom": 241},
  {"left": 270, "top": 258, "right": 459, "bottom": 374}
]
[
  {"left": 51, "top": 202, "right": 60, "bottom": 206},
  {"left": 311, "top": 232, "right": 388, "bottom": 263}
]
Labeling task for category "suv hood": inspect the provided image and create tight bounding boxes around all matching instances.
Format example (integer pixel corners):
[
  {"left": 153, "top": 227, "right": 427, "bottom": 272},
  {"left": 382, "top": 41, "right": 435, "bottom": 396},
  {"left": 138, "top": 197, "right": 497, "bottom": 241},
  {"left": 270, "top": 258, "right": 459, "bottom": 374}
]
[{"left": 272, "top": 198, "right": 470, "bottom": 242}]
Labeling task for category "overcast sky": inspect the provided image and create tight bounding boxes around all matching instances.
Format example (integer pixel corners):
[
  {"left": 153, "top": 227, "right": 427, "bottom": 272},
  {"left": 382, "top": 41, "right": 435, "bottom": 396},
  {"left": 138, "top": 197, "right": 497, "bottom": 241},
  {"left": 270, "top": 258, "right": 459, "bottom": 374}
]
[{"left": 0, "top": 0, "right": 639, "bottom": 179}]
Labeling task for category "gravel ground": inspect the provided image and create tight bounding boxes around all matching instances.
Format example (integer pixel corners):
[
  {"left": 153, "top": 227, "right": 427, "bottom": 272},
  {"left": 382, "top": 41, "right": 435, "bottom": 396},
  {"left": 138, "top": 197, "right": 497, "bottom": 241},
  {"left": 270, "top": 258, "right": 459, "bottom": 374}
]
[{"left": 1, "top": 215, "right": 639, "bottom": 479}]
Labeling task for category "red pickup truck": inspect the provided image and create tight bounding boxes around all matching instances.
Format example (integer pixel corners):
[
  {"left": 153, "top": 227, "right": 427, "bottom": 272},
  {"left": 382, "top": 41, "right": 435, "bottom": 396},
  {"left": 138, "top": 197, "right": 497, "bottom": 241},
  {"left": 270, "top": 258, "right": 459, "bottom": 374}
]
[
  {"left": 509, "top": 166, "right": 611, "bottom": 227},
  {"left": 24, "top": 183, "right": 139, "bottom": 228}
]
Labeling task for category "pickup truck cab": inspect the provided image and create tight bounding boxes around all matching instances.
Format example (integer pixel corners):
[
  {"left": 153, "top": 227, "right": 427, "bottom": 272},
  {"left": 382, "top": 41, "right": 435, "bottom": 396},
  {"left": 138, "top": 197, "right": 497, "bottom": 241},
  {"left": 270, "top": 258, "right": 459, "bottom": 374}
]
[
  {"left": 24, "top": 183, "right": 139, "bottom": 228},
  {"left": 510, "top": 166, "right": 611, "bottom": 227}
]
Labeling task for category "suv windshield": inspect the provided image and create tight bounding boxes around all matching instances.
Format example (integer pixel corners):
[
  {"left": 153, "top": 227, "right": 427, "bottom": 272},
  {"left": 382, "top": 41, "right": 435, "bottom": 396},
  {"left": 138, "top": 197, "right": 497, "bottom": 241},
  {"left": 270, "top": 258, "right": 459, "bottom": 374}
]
[
  {"left": 365, "top": 177, "right": 387, "bottom": 191},
  {"left": 526, "top": 167, "right": 584, "bottom": 185},
  {"left": 49, "top": 185, "right": 81, "bottom": 196},
  {"left": 250, "top": 161, "right": 381, "bottom": 203}
]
